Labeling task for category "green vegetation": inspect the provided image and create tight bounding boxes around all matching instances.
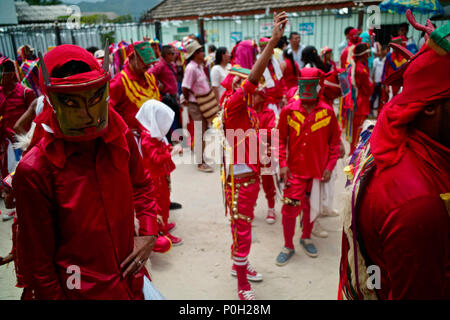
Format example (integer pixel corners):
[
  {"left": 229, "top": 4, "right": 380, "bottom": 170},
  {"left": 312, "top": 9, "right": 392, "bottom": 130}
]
[{"left": 56, "top": 14, "right": 133, "bottom": 24}]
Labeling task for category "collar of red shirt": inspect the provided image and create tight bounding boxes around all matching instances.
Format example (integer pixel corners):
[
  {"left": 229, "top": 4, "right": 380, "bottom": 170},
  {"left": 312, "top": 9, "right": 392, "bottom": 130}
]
[{"left": 36, "top": 107, "right": 130, "bottom": 169}]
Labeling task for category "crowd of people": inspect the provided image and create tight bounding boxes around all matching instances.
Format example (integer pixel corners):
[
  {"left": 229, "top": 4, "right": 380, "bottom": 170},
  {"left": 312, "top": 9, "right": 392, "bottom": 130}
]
[{"left": 0, "top": 9, "right": 448, "bottom": 300}]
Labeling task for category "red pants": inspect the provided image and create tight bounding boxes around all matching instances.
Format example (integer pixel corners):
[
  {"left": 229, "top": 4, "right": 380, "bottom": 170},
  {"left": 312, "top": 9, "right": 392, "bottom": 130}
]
[
  {"left": 226, "top": 174, "right": 260, "bottom": 259},
  {"left": 281, "top": 174, "right": 314, "bottom": 249},
  {"left": 152, "top": 175, "right": 171, "bottom": 234},
  {"left": 260, "top": 174, "right": 275, "bottom": 209},
  {"left": 350, "top": 114, "right": 367, "bottom": 155}
]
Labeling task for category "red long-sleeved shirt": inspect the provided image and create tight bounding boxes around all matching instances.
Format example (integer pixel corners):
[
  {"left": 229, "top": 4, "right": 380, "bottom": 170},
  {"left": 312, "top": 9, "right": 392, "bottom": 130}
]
[
  {"left": 354, "top": 60, "right": 374, "bottom": 116},
  {"left": 277, "top": 98, "right": 341, "bottom": 179},
  {"left": 109, "top": 64, "right": 161, "bottom": 131},
  {"left": 14, "top": 110, "right": 159, "bottom": 299},
  {"left": 140, "top": 131, "right": 175, "bottom": 178},
  {"left": 358, "top": 130, "right": 450, "bottom": 299},
  {"left": 223, "top": 79, "right": 259, "bottom": 173}
]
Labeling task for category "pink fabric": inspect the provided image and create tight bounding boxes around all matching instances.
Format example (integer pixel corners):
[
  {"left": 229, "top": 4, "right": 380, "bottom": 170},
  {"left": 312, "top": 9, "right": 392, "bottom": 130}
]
[
  {"left": 231, "top": 40, "right": 257, "bottom": 69},
  {"left": 149, "top": 59, "right": 178, "bottom": 95},
  {"left": 227, "top": 177, "right": 260, "bottom": 259},
  {"left": 181, "top": 60, "right": 210, "bottom": 103}
]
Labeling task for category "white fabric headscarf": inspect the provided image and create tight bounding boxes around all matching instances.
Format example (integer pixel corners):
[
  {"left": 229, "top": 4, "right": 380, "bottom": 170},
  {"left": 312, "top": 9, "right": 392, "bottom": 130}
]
[{"left": 135, "top": 99, "right": 175, "bottom": 143}]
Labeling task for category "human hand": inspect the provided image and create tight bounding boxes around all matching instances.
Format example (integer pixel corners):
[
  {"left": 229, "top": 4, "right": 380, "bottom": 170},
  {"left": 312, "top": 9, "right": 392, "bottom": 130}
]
[
  {"left": 279, "top": 166, "right": 290, "bottom": 185},
  {"left": 339, "top": 143, "right": 345, "bottom": 159},
  {"left": 322, "top": 169, "right": 332, "bottom": 182},
  {"left": 271, "top": 12, "right": 288, "bottom": 44},
  {"left": 120, "top": 235, "right": 157, "bottom": 278}
]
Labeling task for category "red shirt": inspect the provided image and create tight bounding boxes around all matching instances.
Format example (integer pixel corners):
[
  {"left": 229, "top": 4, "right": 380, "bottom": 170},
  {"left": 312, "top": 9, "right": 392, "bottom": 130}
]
[
  {"left": 149, "top": 59, "right": 178, "bottom": 96},
  {"left": 357, "top": 130, "right": 450, "bottom": 299},
  {"left": 0, "top": 82, "right": 35, "bottom": 138},
  {"left": 14, "top": 110, "right": 159, "bottom": 299},
  {"left": 140, "top": 130, "right": 175, "bottom": 177},
  {"left": 354, "top": 60, "right": 374, "bottom": 116},
  {"left": 223, "top": 80, "right": 259, "bottom": 173},
  {"left": 109, "top": 64, "right": 161, "bottom": 131},
  {"left": 265, "top": 61, "right": 286, "bottom": 105},
  {"left": 277, "top": 98, "right": 341, "bottom": 179}
]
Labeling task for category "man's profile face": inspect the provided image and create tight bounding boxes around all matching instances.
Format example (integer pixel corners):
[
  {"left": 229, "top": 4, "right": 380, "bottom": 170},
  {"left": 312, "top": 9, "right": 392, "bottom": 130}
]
[
  {"left": 131, "top": 53, "right": 150, "bottom": 75},
  {"left": 50, "top": 84, "right": 109, "bottom": 137},
  {"left": 194, "top": 48, "right": 205, "bottom": 62},
  {"left": 165, "top": 49, "right": 176, "bottom": 63}
]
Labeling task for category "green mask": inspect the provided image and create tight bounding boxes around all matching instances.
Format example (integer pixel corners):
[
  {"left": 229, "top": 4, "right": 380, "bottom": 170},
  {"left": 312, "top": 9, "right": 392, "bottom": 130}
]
[
  {"left": 298, "top": 78, "right": 320, "bottom": 100},
  {"left": 134, "top": 42, "right": 158, "bottom": 65}
]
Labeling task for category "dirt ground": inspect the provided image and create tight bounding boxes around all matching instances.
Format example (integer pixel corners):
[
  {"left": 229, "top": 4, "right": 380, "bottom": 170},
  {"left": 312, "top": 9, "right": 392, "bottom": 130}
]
[{"left": 0, "top": 130, "right": 349, "bottom": 300}]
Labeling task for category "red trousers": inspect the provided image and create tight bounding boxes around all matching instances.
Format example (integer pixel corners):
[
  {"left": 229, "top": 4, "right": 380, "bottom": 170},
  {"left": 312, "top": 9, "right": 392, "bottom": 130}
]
[
  {"left": 152, "top": 175, "right": 171, "bottom": 234},
  {"left": 226, "top": 174, "right": 260, "bottom": 259},
  {"left": 260, "top": 174, "right": 276, "bottom": 209},
  {"left": 281, "top": 174, "right": 314, "bottom": 249}
]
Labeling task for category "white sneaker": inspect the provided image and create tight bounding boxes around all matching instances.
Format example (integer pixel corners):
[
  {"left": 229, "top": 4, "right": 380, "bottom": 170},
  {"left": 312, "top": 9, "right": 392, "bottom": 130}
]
[
  {"left": 2, "top": 211, "right": 15, "bottom": 222},
  {"left": 321, "top": 208, "right": 339, "bottom": 217},
  {"left": 312, "top": 221, "right": 328, "bottom": 238},
  {"left": 238, "top": 288, "right": 256, "bottom": 300},
  {"left": 231, "top": 262, "right": 263, "bottom": 282},
  {"left": 265, "top": 208, "right": 276, "bottom": 224}
]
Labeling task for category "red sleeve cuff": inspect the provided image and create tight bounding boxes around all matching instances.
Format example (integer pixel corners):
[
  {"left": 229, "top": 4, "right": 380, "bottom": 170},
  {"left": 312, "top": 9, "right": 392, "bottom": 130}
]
[
  {"left": 139, "top": 217, "right": 159, "bottom": 237},
  {"left": 242, "top": 79, "right": 257, "bottom": 95}
]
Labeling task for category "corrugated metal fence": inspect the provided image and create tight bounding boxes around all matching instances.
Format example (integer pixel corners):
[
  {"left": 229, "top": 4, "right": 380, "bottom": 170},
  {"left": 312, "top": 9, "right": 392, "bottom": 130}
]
[{"left": 0, "top": 22, "right": 156, "bottom": 59}]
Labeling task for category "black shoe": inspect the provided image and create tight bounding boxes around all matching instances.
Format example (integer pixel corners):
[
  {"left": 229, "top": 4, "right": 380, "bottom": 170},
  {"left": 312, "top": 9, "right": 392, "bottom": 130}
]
[{"left": 170, "top": 202, "right": 182, "bottom": 210}]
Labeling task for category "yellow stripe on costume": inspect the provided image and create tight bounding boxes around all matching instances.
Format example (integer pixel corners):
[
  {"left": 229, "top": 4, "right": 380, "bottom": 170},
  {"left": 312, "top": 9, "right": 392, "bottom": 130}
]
[
  {"left": 311, "top": 116, "right": 331, "bottom": 132},
  {"left": 120, "top": 71, "right": 160, "bottom": 108},
  {"left": 315, "top": 109, "right": 328, "bottom": 122},
  {"left": 292, "top": 111, "right": 305, "bottom": 124},
  {"left": 288, "top": 115, "right": 301, "bottom": 136}
]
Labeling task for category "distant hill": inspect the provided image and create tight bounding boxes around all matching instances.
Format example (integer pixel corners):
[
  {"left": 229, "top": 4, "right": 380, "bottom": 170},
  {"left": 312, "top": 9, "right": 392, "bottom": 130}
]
[{"left": 67, "top": 0, "right": 162, "bottom": 20}]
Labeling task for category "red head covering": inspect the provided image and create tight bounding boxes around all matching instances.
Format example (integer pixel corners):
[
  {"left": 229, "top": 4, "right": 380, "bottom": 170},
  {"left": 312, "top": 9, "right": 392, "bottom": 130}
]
[
  {"left": 348, "top": 29, "right": 362, "bottom": 45},
  {"left": 39, "top": 44, "right": 110, "bottom": 96},
  {"left": 371, "top": 16, "right": 450, "bottom": 170},
  {"left": 231, "top": 40, "right": 258, "bottom": 69}
]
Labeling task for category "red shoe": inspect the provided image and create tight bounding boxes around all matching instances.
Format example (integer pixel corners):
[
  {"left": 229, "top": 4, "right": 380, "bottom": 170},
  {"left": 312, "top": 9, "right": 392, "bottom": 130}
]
[
  {"left": 231, "top": 263, "right": 263, "bottom": 282},
  {"left": 265, "top": 208, "right": 276, "bottom": 224},
  {"left": 166, "top": 233, "right": 183, "bottom": 246},
  {"left": 238, "top": 288, "right": 255, "bottom": 300},
  {"left": 167, "top": 222, "right": 176, "bottom": 232},
  {"left": 152, "top": 235, "right": 172, "bottom": 253}
]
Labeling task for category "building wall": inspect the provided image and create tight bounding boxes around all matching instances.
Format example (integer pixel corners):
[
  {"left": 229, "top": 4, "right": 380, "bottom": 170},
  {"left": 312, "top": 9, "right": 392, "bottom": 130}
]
[
  {"left": 157, "top": 9, "right": 447, "bottom": 54},
  {"left": 0, "top": 0, "right": 18, "bottom": 25}
]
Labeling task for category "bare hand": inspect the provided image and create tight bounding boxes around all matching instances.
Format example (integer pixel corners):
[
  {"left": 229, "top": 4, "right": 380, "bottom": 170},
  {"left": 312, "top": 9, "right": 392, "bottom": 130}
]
[
  {"left": 279, "top": 166, "right": 290, "bottom": 185},
  {"left": 0, "top": 253, "right": 14, "bottom": 266},
  {"left": 120, "top": 235, "right": 157, "bottom": 278},
  {"left": 339, "top": 143, "right": 345, "bottom": 159},
  {"left": 271, "top": 12, "right": 288, "bottom": 44},
  {"left": 322, "top": 169, "right": 332, "bottom": 182},
  {"left": 171, "top": 144, "right": 183, "bottom": 156}
]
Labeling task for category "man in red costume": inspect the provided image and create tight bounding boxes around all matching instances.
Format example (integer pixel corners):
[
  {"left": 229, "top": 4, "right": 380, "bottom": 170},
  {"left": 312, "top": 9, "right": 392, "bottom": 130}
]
[
  {"left": 14, "top": 44, "right": 160, "bottom": 299},
  {"left": 0, "top": 58, "right": 36, "bottom": 180},
  {"left": 275, "top": 67, "right": 341, "bottom": 265},
  {"left": 259, "top": 37, "right": 287, "bottom": 116},
  {"left": 339, "top": 15, "right": 450, "bottom": 300},
  {"left": 340, "top": 28, "right": 361, "bottom": 69},
  {"left": 382, "top": 36, "right": 408, "bottom": 99},
  {"left": 109, "top": 41, "right": 161, "bottom": 132},
  {"left": 222, "top": 12, "right": 288, "bottom": 300},
  {"left": 343, "top": 43, "right": 374, "bottom": 154}
]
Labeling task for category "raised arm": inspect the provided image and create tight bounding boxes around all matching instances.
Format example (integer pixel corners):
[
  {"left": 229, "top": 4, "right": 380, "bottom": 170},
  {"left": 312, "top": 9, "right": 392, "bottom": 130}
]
[{"left": 248, "top": 12, "right": 288, "bottom": 85}]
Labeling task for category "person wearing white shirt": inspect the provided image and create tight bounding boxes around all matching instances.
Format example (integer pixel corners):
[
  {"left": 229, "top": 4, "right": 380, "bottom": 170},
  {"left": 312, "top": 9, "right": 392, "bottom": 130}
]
[
  {"left": 210, "top": 47, "right": 231, "bottom": 104},
  {"left": 370, "top": 45, "right": 388, "bottom": 115},
  {"left": 287, "top": 32, "right": 306, "bottom": 69}
]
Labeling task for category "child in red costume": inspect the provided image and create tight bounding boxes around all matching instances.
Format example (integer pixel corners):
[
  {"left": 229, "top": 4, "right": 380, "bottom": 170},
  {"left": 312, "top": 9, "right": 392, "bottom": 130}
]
[
  {"left": 275, "top": 67, "right": 341, "bottom": 265},
  {"left": 136, "top": 100, "right": 183, "bottom": 248},
  {"left": 221, "top": 12, "right": 288, "bottom": 300},
  {"left": 254, "top": 92, "right": 277, "bottom": 224}
]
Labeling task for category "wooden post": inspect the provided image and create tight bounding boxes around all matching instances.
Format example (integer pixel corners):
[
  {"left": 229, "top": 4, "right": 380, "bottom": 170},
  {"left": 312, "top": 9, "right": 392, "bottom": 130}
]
[
  {"left": 155, "top": 21, "right": 162, "bottom": 43},
  {"left": 55, "top": 22, "right": 62, "bottom": 46},
  {"left": 357, "top": 2, "right": 365, "bottom": 31},
  {"left": 198, "top": 17, "right": 205, "bottom": 45}
]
